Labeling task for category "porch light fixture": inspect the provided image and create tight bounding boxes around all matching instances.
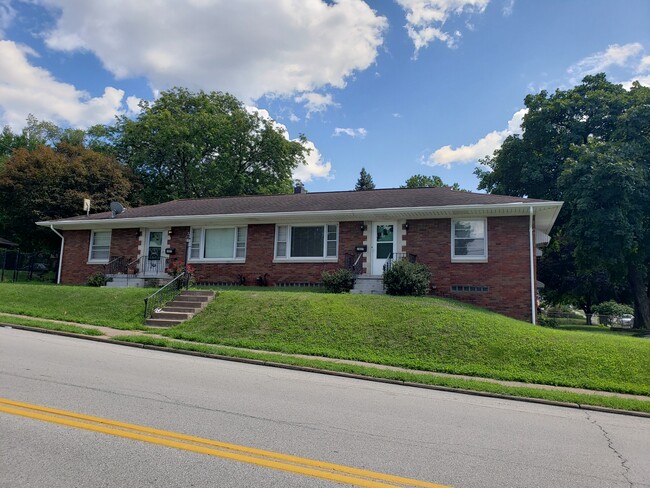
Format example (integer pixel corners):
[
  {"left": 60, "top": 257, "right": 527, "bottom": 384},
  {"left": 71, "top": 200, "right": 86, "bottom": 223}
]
[
  {"left": 167, "top": 229, "right": 173, "bottom": 236},
  {"left": 360, "top": 224, "right": 367, "bottom": 232},
  {"left": 136, "top": 230, "right": 142, "bottom": 237},
  {"left": 402, "top": 223, "right": 409, "bottom": 231}
]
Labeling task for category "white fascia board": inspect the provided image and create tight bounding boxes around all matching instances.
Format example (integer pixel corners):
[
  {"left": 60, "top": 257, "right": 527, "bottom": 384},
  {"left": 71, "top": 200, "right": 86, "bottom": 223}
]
[{"left": 37, "top": 201, "right": 564, "bottom": 231}]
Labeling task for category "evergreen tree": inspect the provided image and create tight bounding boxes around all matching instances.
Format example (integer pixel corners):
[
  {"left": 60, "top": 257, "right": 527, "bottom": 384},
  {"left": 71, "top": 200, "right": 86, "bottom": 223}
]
[{"left": 354, "top": 167, "right": 375, "bottom": 191}]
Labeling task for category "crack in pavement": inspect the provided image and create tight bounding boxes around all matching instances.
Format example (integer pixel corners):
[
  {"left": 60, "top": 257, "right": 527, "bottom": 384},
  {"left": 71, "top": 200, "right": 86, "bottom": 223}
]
[{"left": 587, "top": 412, "right": 634, "bottom": 487}]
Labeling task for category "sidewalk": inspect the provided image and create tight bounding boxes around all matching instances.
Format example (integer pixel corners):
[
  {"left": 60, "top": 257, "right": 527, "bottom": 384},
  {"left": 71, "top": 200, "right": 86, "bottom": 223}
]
[{"left": 2, "top": 312, "right": 649, "bottom": 405}]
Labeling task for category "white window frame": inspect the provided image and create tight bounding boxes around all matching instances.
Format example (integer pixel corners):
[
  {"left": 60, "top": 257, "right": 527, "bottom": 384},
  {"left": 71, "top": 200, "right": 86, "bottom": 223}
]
[
  {"left": 451, "top": 218, "right": 488, "bottom": 263},
  {"left": 188, "top": 226, "right": 247, "bottom": 262},
  {"left": 274, "top": 224, "right": 338, "bottom": 262},
  {"left": 87, "top": 230, "right": 111, "bottom": 264}
]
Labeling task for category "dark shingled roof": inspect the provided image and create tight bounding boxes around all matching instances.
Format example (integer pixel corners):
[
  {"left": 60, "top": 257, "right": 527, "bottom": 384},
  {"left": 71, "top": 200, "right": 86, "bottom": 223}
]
[{"left": 57, "top": 187, "right": 551, "bottom": 222}]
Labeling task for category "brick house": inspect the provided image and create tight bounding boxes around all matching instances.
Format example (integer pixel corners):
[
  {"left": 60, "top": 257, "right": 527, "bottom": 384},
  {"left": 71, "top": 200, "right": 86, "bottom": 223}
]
[{"left": 37, "top": 187, "right": 562, "bottom": 322}]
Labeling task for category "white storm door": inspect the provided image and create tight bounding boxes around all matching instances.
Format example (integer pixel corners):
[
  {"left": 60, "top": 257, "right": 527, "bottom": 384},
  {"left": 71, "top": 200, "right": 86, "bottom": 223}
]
[
  {"left": 144, "top": 229, "right": 165, "bottom": 275},
  {"left": 371, "top": 222, "right": 395, "bottom": 275}
]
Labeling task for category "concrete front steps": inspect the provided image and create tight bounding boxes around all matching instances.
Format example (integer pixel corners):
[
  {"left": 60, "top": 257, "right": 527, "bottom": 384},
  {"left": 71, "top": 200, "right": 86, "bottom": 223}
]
[
  {"left": 106, "top": 275, "right": 170, "bottom": 288},
  {"left": 350, "top": 275, "right": 385, "bottom": 295},
  {"left": 145, "top": 290, "right": 216, "bottom": 327}
]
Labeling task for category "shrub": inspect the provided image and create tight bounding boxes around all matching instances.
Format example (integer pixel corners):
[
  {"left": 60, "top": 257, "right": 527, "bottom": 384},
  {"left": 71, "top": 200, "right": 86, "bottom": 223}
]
[
  {"left": 538, "top": 315, "right": 559, "bottom": 328},
  {"left": 383, "top": 260, "right": 432, "bottom": 296},
  {"left": 593, "top": 300, "right": 634, "bottom": 325},
  {"left": 321, "top": 269, "right": 355, "bottom": 293},
  {"left": 87, "top": 272, "right": 111, "bottom": 287}
]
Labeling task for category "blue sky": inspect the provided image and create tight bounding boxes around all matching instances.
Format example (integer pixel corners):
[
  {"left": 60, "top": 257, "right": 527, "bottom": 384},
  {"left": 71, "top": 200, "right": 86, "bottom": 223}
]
[{"left": 1, "top": 0, "right": 649, "bottom": 193}]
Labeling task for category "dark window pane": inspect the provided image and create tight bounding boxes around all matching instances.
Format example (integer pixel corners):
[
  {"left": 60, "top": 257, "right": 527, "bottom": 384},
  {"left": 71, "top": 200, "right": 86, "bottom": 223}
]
[
  {"left": 454, "top": 238, "right": 485, "bottom": 256},
  {"left": 377, "top": 242, "right": 392, "bottom": 259},
  {"left": 291, "top": 226, "right": 324, "bottom": 257}
]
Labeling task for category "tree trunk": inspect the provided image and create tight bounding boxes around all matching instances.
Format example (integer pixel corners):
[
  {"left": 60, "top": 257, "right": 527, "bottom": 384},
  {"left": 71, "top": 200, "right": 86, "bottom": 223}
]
[{"left": 628, "top": 264, "right": 650, "bottom": 329}]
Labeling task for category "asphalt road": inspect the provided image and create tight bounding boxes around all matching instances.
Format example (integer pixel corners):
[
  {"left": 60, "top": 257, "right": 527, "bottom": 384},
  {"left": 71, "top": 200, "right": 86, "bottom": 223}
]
[{"left": 1, "top": 327, "right": 649, "bottom": 488}]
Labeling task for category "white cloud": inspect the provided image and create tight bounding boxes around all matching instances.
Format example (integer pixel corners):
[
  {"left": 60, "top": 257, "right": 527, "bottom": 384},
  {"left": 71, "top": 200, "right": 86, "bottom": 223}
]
[
  {"left": 125, "top": 96, "right": 142, "bottom": 116},
  {"left": 567, "top": 43, "right": 644, "bottom": 82},
  {"left": 427, "top": 108, "right": 526, "bottom": 167},
  {"left": 38, "top": 0, "right": 387, "bottom": 102},
  {"left": 637, "top": 55, "right": 650, "bottom": 73},
  {"left": 0, "top": 40, "right": 127, "bottom": 129},
  {"left": 333, "top": 127, "right": 367, "bottom": 138},
  {"left": 0, "top": 0, "right": 15, "bottom": 37},
  {"left": 246, "top": 105, "right": 332, "bottom": 182},
  {"left": 294, "top": 140, "right": 333, "bottom": 183},
  {"left": 288, "top": 113, "right": 300, "bottom": 123},
  {"left": 396, "top": 0, "right": 489, "bottom": 54},
  {"left": 502, "top": 0, "right": 514, "bottom": 16},
  {"left": 294, "top": 92, "right": 337, "bottom": 116}
]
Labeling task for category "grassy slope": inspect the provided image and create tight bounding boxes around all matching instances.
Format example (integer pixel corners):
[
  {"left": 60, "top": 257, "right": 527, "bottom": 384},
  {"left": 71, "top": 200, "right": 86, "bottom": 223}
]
[
  {"left": 0, "top": 283, "right": 150, "bottom": 329},
  {"left": 163, "top": 290, "right": 650, "bottom": 395}
]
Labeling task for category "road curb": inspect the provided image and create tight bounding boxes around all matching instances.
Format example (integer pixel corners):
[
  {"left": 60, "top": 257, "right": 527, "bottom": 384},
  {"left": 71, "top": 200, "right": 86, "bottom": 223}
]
[{"left": 4, "top": 323, "right": 650, "bottom": 419}]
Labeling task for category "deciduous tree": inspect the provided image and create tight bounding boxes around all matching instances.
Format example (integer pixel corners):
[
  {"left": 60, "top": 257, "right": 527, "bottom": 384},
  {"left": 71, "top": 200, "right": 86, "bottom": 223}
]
[
  {"left": 475, "top": 74, "right": 650, "bottom": 328},
  {"left": 103, "top": 88, "right": 308, "bottom": 204},
  {"left": 0, "top": 143, "right": 132, "bottom": 249},
  {"left": 400, "top": 174, "right": 463, "bottom": 190}
]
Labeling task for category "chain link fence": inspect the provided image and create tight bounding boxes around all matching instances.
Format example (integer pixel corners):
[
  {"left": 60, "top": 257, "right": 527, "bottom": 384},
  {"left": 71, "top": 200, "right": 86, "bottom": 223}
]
[{"left": 0, "top": 250, "right": 58, "bottom": 283}]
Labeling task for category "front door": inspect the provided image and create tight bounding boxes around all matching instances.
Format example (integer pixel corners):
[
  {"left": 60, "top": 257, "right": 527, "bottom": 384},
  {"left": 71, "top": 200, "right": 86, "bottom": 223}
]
[
  {"left": 371, "top": 222, "right": 395, "bottom": 275},
  {"left": 144, "top": 229, "right": 165, "bottom": 276}
]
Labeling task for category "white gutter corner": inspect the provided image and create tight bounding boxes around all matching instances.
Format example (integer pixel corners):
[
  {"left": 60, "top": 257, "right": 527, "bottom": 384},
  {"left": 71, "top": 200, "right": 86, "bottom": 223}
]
[
  {"left": 49, "top": 225, "right": 64, "bottom": 285},
  {"left": 529, "top": 206, "right": 536, "bottom": 325}
]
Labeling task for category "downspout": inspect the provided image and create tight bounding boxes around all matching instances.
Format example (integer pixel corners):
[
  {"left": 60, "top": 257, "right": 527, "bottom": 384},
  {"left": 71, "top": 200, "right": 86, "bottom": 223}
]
[
  {"left": 529, "top": 206, "right": 536, "bottom": 325},
  {"left": 49, "top": 225, "right": 64, "bottom": 285}
]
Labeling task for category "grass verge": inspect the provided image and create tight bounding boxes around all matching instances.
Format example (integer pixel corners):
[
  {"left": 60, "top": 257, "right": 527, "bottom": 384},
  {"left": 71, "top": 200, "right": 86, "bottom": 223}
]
[
  {"left": 113, "top": 334, "right": 650, "bottom": 414},
  {"left": 161, "top": 290, "right": 650, "bottom": 396},
  {"left": 1, "top": 316, "right": 103, "bottom": 336},
  {"left": 0, "top": 283, "right": 150, "bottom": 329}
]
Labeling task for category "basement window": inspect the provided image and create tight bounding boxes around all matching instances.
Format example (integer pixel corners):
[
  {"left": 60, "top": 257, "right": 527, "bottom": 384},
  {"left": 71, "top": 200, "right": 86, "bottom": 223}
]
[{"left": 451, "top": 285, "right": 489, "bottom": 293}]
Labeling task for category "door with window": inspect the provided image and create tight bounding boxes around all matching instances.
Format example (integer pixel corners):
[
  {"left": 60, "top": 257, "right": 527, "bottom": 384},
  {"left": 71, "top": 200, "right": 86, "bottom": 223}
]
[
  {"left": 371, "top": 222, "right": 395, "bottom": 274},
  {"left": 144, "top": 229, "right": 165, "bottom": 276}
]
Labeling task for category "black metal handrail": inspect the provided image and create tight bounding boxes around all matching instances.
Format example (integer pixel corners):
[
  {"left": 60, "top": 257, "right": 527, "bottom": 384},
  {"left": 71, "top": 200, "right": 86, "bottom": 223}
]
[
  {"left": 383, "top": 252, "right": 417, "bottom": 272},
  {"left": 126, "top": 255, "right": 169, "bottom": 277},
  {"left": 143, "top": 271, "right": 191, "bottom": 319},
  {"left": 345, "top": 252, "right": 364, "bottom": 275},
  {"left": 105, "top": 256, "right": 127, "bottom": 275}
]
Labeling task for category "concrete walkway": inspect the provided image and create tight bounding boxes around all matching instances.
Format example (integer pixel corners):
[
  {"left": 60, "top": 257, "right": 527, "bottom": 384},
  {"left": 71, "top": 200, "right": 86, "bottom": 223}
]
[{"left": 2, "top": 312, "right": 649, "bottom": 404}]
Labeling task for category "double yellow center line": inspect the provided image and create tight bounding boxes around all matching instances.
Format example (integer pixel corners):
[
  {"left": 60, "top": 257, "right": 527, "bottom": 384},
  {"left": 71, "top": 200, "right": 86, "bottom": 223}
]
[{"left": 0, "top": 398, "right": 450, "bottom": 488}]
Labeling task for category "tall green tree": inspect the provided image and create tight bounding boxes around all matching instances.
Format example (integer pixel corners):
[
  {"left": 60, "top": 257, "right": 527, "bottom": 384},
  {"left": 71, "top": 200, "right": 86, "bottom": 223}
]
[
  {"left": 354, "top": 167, "right": 375, "bottom": 191},
  {"left": 103, "top": 88, "right": 308, "bottom": 204},
  {"left": 400, "top": 174, "right": 463, "bottom": 190},
  {"left": 0, "top": 143, "right": 133, "bottom": 249},
  {"left": 475, "top": 74, "right": 650, "bottom": 328}
]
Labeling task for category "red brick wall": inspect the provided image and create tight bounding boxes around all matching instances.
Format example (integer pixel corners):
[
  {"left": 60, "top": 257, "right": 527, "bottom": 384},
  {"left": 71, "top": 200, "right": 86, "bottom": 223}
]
[
  {"left": 110, "top": 228, "right": 140, "bottom": 262},
  {"left": 181, "top": 221, "right": 364, "bottom": 285},
  {"left": 60, "top": 228, "right": 141, "bottom": 284},
  {"left": 59, "top": 218, "right": 534, "bottom": 320},
  {"left": 405, "top": 216, "right": 533, "bottom": 321}
]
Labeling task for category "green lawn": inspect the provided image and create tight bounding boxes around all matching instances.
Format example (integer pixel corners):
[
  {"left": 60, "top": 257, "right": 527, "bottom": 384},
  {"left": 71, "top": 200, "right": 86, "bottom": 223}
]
[
  {"left": 2, "top": 283, "right": 649, "bottom": 399},
  {"left": 162, "top": 290, "right": 650, "bottom": 396},
  {"left": 0, "top": 283, "right": 150, "bottom": 329}
]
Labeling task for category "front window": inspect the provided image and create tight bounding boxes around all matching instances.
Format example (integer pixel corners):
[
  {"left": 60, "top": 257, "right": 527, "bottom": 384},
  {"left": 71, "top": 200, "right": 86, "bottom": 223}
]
[
  {"left": 452, "top": 219, "right": 487, "bottom": 261},
  {"left": 275, "top": 224, "right": 338, "bottom": 260},
  {"left": 189, "top": 226, "right": 247, "bottom": 261},
  {"left": 89, "top": 230, "right": 111, "bottom": 262}
]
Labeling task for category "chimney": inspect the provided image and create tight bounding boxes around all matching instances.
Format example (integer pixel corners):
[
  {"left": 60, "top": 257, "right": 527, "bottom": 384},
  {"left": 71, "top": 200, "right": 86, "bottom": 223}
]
[{"left": 294, "top": 182, "right": 305, "bottom": 194}]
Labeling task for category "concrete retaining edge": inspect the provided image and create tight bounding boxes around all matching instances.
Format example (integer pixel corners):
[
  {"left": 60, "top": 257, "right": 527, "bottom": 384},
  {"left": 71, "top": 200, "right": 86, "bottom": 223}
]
[{"left": 3, "top": 322, "right": 649, "bottom": 419}]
